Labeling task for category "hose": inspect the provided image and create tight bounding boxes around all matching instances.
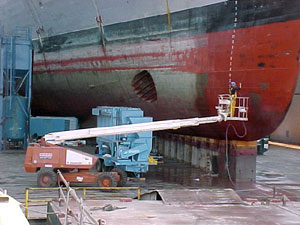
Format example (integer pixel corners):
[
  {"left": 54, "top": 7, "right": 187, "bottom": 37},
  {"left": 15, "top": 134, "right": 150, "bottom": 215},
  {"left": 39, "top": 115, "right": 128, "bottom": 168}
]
[{"left": 225, "top": 121, "right": 247, "bottom": 186}]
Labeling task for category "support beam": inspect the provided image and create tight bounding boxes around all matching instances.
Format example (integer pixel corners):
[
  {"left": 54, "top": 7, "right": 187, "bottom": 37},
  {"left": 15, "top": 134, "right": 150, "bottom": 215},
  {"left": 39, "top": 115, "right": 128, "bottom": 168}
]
[{"left": 156, "top": 133, "right": 257, "bottom": 183}]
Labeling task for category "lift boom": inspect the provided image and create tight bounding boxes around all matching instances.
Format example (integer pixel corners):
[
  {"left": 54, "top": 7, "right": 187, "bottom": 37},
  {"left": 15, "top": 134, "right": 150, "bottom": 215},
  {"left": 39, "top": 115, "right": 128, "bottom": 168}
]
[{"left": 44, "top": 94, "right": 249, "bottom": 145}]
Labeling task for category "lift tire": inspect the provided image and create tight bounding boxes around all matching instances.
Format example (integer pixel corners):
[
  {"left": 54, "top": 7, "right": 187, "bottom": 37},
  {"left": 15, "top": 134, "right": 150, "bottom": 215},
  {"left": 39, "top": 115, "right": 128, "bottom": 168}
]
[
  {"left": 95, "top": 146, "right": 99, "bottom": 154},
  {"left": 95, "top": 159, "right": 103, "bottom": 172},
  {"left": 111, "top": 168, "right": 127, "bottom": 187},
  {"left": 97, "top": 172, "right": 118, "bottom": 190},
  {"left": 37, "top": 169, "right": 57, "bottom": 187}
]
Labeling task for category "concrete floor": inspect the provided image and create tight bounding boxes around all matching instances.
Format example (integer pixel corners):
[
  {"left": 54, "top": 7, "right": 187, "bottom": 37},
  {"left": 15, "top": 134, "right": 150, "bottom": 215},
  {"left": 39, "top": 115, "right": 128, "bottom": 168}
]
[
  {"left": 50, "top": 197, "right": 300, "bottom": 225},
  {"left": 1, "top": 145, "right": 300, "bottom": 224},
  {"left": 256, "top": 146, "right": 300, "bottom": 184}
]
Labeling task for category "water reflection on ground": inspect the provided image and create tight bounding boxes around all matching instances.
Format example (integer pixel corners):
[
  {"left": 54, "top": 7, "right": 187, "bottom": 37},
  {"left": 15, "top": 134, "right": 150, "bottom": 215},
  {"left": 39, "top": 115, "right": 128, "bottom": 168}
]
[
  {"left": 145, "top": 146, "right": 300, "bottom": 202},
  {"left": 146, "top": 159, "right": 232, "bottom": 189}
]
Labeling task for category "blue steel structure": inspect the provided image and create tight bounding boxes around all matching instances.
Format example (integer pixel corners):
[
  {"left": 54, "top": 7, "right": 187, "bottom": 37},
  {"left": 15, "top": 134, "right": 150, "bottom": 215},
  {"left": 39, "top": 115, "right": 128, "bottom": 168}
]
[
  {"left": 0, "top": 28, "right": 32, "bottom": 150},
  {"left": 92, "top": 106, "right": 153, "bottom": 177},
  {"left": 30, "top": 116, "right": 78, "bottom": 139}
]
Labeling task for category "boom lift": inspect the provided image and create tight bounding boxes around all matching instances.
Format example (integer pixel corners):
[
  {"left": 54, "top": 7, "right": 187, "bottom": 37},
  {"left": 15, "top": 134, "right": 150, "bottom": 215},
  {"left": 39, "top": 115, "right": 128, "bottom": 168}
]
[{"left": 24, "top": 94, "right": 248, "bottom": 187}]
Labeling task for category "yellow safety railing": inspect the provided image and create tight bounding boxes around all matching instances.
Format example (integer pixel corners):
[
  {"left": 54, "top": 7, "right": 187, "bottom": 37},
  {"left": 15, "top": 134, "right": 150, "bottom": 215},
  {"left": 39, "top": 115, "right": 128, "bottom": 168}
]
[{"left": 24, "top": 186, "right": 141, "bottom": 218}]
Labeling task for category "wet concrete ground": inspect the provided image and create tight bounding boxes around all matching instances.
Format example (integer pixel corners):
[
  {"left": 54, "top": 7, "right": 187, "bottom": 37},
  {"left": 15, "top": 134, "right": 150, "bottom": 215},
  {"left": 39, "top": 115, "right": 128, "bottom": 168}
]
[{"left": 1, "top": 144, "right": 300, "bottom": 223}]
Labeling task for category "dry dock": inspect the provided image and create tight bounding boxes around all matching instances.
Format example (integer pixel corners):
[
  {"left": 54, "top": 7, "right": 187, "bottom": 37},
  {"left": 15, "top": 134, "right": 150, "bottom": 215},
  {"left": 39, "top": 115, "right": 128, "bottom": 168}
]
[{"left": 1, "top": 144, "right": 300, "bottom": 224}]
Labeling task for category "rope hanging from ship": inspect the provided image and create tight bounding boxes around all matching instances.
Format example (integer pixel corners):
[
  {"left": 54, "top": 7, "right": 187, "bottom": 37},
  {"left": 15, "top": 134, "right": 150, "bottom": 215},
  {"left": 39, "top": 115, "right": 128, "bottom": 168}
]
[
  {"left": 26, "top": 0, "right": 45, "bottom": 47},
  {"left": 228, "top": 0, "right": 239, "bottom": 89},
  {"left": 91, "top": 0, "right": 106, "bottom": 47},
  {"left": 225, "top": 0, "right": 249, "bottom": 185}
]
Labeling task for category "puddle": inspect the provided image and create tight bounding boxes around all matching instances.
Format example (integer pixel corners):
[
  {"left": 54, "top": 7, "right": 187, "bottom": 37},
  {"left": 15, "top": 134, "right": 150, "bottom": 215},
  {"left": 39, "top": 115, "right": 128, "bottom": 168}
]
[
  {"left": 264, "top": 173, "right": 284, "bottom": 178},
  {"left": 146, "top": 160, "right": 232, "bottom": 189}
]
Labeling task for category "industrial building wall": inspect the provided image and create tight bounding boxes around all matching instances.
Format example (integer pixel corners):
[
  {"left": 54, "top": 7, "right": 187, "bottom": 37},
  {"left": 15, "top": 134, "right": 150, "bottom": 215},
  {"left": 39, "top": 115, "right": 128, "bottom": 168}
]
[{"left": 271, "top": 75, "right": 300, "bottom": 145}]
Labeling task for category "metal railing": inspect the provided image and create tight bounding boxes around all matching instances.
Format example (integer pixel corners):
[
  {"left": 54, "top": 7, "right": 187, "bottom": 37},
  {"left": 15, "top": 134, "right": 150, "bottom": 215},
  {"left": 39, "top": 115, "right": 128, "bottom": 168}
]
[
  {"left": 233, "top": 96, "right": 249, "bottom": 120},
  {"left": 25, "top": 179, "right": 141, "bottom": 222},
  {"left": 57, "top": 170, "right": 99, "bottom": 225},
  {"left": 216, "top": 94, "right": 249, "bottom": 121}
]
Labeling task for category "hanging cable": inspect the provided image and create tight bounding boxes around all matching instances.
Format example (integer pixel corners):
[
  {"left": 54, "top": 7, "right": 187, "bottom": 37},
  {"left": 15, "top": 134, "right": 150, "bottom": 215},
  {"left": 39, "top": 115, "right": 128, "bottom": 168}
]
[
  {"left": 228, "top": 121, "right": 247, "bottom": 139},
  {"left": 225, "top": 121, "right": 247, "bottom": 186},
  {"left": 25, "top": 0, "right": 45, "bottom": 47},
  {"left": 228, "top": 0, "right": 239, "bottom": 88},
  {"left": 27, "top": 0, "right": 44, "bottom": 29},
  {"left": 225, "top": 0, "right": 242, "bottom": 186},
  {"left": 91, "top": 0, "right": 105, "bottom": 46}
]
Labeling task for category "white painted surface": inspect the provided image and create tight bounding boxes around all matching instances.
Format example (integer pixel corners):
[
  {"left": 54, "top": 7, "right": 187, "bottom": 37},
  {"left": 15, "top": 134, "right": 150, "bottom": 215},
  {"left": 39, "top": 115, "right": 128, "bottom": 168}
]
[
  {"left": 66, "top": 150, "right": 93, "bottom": 165},
  {"left": 0, "top": 190, "right": 30, "bottom": 225}
]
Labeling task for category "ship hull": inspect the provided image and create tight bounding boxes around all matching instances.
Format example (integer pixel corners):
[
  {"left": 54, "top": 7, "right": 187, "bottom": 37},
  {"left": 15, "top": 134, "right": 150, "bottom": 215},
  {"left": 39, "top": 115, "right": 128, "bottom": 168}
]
[{"left": 6, "top": 0, "right": 300, "bottom": 140}]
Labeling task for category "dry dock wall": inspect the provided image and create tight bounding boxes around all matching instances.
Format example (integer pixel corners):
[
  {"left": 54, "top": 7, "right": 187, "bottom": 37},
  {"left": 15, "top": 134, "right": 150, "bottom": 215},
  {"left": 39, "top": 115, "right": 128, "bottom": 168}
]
[
  {"left": 271, "top": 77, "right": 300, "bottom": 145},
  {"left": 154, "top": 134, "right": 257, "bottom": 183}
]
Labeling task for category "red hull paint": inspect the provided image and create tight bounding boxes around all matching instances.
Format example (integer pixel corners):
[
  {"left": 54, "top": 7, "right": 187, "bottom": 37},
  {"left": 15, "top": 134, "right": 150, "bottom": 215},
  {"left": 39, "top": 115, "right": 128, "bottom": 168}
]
[{"left": 32, "top": 20, "right": 300, "bottom": 140}]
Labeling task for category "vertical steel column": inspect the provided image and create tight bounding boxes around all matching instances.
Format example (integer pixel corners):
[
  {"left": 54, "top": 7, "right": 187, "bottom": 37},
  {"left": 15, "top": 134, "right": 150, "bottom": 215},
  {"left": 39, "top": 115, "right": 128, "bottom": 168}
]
[
  {"left": 0, "top": 31, "right": 3, "bottom": 150},
  {"left": 25, "top": 28, "right": 32, "bottom": 149},
  {"left": 9, "top": 36, "right": 14, "bottom": 108}
]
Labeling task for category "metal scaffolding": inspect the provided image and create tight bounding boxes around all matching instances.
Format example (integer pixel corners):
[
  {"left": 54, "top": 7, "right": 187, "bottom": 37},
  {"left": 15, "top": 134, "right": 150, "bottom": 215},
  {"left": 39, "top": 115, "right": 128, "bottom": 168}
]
[{"left": 0, "top": 28, "right": 32, "bottom": 150}]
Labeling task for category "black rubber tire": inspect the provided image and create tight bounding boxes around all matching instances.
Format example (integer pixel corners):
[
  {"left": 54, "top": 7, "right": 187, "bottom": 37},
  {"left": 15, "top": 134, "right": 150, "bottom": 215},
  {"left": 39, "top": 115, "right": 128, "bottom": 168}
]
[
  {"left": 95, "top": 159, "right": 103, "bottom": 172},
  {"left": 95, "top": 146, "right": 99, "bottom": 154},
  {"left": 111, "top": 167, "right": 127, "bottom": 187},
  {"left": 97, "top": 172, "right": 117, "bottom": 188},
  {"left": 37, "top": 169, "right": 57, "bottom": 187}
]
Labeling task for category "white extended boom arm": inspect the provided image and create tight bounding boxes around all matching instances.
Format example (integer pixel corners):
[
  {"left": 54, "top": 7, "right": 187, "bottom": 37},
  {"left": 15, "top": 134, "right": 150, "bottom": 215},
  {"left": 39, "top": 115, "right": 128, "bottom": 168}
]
[{"left": 44, "top": 94, "right": 249, "bottom": 145}]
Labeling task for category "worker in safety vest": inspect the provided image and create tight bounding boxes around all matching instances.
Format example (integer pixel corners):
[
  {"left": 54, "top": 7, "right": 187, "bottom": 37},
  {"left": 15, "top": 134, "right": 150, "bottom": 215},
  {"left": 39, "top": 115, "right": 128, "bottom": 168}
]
[{"left": 229, "top": 81, "right": 241, "bottom": 116}]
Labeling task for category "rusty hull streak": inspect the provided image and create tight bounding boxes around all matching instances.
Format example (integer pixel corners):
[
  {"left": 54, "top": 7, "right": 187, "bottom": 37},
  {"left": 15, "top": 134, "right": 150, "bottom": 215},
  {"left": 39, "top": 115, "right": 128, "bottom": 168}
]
[
  {"left": 249, "top": 92, "right": 262, "bottom": 111},
  {"left": 259, "top": 83, "right": 269, "bottom": 91},
  {"left": 195, "top": 73, "right": 209, "bottom": 116}
]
